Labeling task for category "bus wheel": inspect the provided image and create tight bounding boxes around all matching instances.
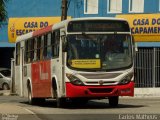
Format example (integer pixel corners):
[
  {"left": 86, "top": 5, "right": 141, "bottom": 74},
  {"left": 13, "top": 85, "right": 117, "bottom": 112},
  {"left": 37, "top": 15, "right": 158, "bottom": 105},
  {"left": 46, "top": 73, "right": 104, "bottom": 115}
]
[
  {"left": 28, "top": 85, "right": 36, "bottom": 105},
  {"left": 108, "top": 96, "right": 119, "bottom": 107},
  {"left": 52, "top": 82, "right": 66, "bottom": 108},
  {"left": 2, "top": 83, "right": 10, "bottom": 90},
  {"left": 55, "top": 90, "right": 66, "bottom": 108},
  {"left": 56, "top": 97, "right": 66, "bottom": 108}
]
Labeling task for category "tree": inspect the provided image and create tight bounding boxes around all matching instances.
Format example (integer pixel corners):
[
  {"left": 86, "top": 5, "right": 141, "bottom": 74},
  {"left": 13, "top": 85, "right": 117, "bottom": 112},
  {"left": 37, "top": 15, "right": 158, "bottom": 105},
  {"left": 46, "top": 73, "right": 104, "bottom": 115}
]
[{"left": 0, "top": 0, "right": 9, "bottom": 27}]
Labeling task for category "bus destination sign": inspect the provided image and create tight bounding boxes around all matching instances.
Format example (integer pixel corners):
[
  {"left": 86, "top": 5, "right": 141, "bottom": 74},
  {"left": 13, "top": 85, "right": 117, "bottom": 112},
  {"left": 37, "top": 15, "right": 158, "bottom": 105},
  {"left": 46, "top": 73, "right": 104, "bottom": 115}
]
[{"left": 67, "top": 20, "right": 130, "bottom": 32}]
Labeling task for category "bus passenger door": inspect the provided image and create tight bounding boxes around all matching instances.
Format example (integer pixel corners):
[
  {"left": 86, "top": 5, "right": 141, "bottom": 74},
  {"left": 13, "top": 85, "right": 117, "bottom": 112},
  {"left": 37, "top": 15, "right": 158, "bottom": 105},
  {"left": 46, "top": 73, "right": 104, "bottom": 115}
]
[
  {"left": 51, "top": 29, "right": 66, "bottom": 98},
  {"left": 60, "top": 30, "right": 66, "bottom": 96}
]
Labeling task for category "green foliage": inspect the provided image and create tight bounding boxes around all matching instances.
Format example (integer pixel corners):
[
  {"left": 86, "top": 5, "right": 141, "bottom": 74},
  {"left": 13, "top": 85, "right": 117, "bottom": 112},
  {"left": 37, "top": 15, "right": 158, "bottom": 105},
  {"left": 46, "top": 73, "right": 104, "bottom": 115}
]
[{"left": 0, "top": 0, "right": 9, "bottom": 27}]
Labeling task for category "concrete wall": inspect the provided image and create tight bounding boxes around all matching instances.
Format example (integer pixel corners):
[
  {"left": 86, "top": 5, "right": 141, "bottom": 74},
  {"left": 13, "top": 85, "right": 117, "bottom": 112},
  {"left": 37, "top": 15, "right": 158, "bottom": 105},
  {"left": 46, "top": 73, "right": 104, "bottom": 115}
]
[{"left": 135, "top": 88, "right": 160, "bottom": 97}]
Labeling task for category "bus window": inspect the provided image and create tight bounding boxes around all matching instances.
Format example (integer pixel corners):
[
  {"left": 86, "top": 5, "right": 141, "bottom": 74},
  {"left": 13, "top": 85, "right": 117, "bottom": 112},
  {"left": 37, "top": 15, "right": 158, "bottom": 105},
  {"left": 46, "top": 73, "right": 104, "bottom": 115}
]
[
  {"left": 25, "top": 40, "right": 28, "bottom": 63},
  {"left": 40, "top": 36, "right": 44, "bottom": 60},
  {"left": 44, "top": 34, "right": 48, "bottom": 59},
  {"left": 33, "top": 38, "right": 37, "bottom": 61},
  {"left": 37, "top": 36, "right": 41, "bottom": 61},
  {"left": 54, "top": 31, "right": 60, "bottom": 57},
  {"left": 28, "top": 39, "right": 32, "bottom": 63},
  {"left": 52, "top": 30, "right": 60, "bottom": 58},
  {"left": 51, "top": 32, "right": 55, "bottom": 57},
  {"left": 30, "top": 38, "right": 34, "bottom": 62},
  {"left": 26, "top": 40, "right": 30, "bottom": 63},
  {"left": 47, "top": 33, "right": 52, "bottom": 58}
]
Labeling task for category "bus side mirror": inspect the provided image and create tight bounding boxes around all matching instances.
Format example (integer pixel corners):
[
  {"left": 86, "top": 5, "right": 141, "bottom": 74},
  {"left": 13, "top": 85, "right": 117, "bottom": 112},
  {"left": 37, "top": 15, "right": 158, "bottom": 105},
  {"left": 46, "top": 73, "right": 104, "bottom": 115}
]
[
  {"left": 132, "top": 36, "right": 138, "bottom": 58},
  {"left": 132, "top": 36, "right": 138, "bottom": 52},
  {"left": 134, "top": 42, "right": 138, "bottom": 52}
]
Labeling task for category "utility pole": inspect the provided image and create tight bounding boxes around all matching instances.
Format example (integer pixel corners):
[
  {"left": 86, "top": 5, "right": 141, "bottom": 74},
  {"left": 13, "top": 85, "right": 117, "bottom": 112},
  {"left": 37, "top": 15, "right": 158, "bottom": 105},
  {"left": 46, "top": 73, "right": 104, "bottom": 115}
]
[{"left": 61, "top": 0, "right": 68, "bottom": 21}]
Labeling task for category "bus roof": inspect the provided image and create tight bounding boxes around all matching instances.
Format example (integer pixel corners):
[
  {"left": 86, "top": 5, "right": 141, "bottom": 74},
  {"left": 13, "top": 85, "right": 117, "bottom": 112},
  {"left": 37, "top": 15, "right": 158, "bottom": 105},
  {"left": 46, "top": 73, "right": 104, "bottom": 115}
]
[{"left": 16, "top": 17, "right": 128, "bottom": 43}]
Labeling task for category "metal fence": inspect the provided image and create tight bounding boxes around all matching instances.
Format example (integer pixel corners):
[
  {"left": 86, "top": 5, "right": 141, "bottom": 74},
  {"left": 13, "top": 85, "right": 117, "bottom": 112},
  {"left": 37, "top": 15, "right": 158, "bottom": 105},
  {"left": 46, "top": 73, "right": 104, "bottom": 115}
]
[{"left": 134, "top": 48, "right": 160, "bottom": 88}]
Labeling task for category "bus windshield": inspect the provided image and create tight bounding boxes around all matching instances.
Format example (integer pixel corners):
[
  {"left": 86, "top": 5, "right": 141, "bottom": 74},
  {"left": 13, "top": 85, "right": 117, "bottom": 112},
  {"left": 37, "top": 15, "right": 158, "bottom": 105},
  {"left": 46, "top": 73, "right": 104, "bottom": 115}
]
[{"left": 67, "top": 34, "right": 132, "bottom": 71}]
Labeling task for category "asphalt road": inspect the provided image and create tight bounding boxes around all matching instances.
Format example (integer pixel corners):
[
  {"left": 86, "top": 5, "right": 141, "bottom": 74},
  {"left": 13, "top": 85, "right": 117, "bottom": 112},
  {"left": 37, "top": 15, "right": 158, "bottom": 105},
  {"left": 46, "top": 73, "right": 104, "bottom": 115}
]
[{"left": 0, "top": 94, "right": 160, "bottom": 120}]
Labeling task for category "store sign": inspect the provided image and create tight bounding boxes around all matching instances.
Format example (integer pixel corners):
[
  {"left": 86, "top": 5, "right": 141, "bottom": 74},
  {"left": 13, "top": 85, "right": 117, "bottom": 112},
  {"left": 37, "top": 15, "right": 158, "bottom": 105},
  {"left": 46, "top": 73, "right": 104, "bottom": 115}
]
[
  {"left": 116, "top": 14, "right": 160, "bottom": 42},
  {"left": 8, "top": 17, "right": 66, "bottom": 43}
]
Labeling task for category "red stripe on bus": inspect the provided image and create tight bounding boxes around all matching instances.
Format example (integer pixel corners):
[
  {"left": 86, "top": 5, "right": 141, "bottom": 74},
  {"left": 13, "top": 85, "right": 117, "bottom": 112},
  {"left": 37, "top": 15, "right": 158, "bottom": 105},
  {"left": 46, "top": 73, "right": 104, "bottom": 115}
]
[
  {"left": 66, "top": 82, "right": 134, "bottom": 97},
  {"left": 31, "top": 60, "right": 52, "bottom": 98},
  {"left": 33, "top": 25, "right": 53, "bottom": 37}
]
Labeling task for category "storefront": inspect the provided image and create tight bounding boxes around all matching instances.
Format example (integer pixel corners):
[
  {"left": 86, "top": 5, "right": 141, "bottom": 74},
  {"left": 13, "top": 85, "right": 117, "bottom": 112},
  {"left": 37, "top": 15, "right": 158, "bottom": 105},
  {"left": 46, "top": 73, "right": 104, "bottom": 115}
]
[
  {"left": 117, "top": 14, "right": 160, "bottom": 42},
  {"left": 117, "top": 14, "right": 160, "bottom": 96},
  {"left": 8, "top": 17, "right": 62, "bottom": 43},
  {"left": 0, "top": 17, "right": 62, "bottom": 68}
]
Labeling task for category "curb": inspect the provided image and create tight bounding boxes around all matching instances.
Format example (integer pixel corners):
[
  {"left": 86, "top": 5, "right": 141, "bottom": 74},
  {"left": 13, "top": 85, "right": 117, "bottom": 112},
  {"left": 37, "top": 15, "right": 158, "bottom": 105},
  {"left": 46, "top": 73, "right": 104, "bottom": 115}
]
[
  {"left": 0, "top": 90, "right": 15, "bottom": 96},
  {"left": 0, "top": 93, "right": 10, "bottom": 96},
  {"left": 0, "top": 92, "right": 18, "bottom": 96}
]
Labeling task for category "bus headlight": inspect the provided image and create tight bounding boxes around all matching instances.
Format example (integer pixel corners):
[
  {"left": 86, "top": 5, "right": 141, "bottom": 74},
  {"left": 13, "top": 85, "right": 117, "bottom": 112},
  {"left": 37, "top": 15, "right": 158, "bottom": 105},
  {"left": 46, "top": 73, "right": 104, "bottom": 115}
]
[
  {"left": 66, "top": 73, "right": 84, "bottom": 86},
  {"left": 119, "top": 73, "right": 134, "bottom": 85}
]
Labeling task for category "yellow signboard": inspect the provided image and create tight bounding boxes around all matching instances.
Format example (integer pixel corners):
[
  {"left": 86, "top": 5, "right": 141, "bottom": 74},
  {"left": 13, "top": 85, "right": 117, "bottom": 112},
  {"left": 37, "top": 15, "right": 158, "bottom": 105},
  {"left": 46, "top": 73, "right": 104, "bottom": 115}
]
[
  {"left": 116, "top": 14, "right": 160, "bottom": 42},
  {"left": 70, "top": 59, "right": 101, "bottom": 69},
  {"left": 8, "top": 17, "right": 70, "bottom": 43}
]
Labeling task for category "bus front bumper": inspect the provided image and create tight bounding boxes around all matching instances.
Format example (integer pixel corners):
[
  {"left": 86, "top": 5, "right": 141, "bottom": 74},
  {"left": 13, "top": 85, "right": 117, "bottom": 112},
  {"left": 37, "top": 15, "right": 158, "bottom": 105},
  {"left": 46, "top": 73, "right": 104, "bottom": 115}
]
[{"left": 66, "top": 82, "right": 134, "bottom": 98}]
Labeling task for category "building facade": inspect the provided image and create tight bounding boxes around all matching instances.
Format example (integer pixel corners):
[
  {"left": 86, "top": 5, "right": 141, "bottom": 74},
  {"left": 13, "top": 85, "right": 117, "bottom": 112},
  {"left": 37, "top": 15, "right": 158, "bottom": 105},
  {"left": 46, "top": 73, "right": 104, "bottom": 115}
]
[{"left": 0, "top": 0, "right": 160, "bottom": 94}]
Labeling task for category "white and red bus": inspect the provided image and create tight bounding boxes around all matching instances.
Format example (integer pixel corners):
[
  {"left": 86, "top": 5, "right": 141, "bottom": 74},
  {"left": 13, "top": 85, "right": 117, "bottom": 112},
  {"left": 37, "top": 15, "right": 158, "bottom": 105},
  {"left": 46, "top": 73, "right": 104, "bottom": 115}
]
[{"left": 13, "top": 17, "right": 134, "bottom": 107}]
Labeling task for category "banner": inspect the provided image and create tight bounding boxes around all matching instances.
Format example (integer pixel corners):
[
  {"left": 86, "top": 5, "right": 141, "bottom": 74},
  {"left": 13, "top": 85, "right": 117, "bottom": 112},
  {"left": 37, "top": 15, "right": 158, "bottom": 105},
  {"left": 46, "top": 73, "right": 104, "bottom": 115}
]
[
  {"left": 116, "top": 14, "right": 160, "bottom": 42},
  {"left": 8, "top": 17, "right": 70, "bottom": 43}
]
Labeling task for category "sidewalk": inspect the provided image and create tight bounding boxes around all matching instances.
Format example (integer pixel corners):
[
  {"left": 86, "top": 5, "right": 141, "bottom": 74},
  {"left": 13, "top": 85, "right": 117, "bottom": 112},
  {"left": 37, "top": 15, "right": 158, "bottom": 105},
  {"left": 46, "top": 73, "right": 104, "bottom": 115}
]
[{"left": 0, "top": 90, "right": 11, "bottom": 96}]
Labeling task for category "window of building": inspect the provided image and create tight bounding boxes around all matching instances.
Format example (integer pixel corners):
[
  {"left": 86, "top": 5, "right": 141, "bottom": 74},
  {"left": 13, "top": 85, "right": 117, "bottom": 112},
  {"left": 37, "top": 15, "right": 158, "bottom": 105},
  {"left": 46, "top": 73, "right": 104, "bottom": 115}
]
[
  {"left": 84, "top": 0, "right": 98, "bottom": 14},
  {"left": 107, "top": 0, "right": 122, "bottom": 13},
  {"left": 129, "top": 0, "right": 144, "bottom": 13}
]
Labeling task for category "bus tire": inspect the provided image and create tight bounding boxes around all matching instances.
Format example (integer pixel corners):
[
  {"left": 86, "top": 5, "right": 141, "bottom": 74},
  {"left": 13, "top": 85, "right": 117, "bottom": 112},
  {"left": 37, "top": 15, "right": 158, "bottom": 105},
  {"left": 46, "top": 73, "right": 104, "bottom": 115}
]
[
  {"left": 28, "top": 84, "right": 36, "bottom": 105},
  {"left": 56, "top": 97, "right": 66, "bottom": 108},
  {"left": 52, "top": 79, "right": 66, "bottom": 107},
  {"left": 52, "top": 79, "right": 57, "bottom": 99},
  {"left": 108, "top": 96, "right": 119, "bottom": 107}
]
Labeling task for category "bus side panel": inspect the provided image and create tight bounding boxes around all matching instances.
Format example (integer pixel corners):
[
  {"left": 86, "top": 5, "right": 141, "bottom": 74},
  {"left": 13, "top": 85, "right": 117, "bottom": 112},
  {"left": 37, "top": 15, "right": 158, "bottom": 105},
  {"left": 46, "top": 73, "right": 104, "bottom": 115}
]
[{"left": 31, "top": 60, "right": 52, "bottom": 98}]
